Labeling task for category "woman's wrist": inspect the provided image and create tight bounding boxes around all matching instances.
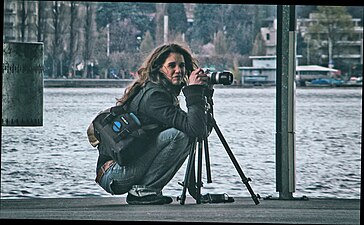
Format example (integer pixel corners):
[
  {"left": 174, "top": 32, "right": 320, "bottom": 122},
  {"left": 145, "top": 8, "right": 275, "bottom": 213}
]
[{"left": 182, "top": 85, "right": 206, "bottom": 106}]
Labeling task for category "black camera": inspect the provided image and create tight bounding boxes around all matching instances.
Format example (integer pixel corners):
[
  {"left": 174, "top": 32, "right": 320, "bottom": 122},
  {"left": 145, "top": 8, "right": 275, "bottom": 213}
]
[{"left": 205, "top": 70, "right": 233, "bottom": 85}]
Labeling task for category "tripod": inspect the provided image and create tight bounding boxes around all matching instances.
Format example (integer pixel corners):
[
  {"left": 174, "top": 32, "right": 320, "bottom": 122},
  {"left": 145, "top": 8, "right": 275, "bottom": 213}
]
[{"left": 177, "top": 98, "right": 261, "bottom": 205}]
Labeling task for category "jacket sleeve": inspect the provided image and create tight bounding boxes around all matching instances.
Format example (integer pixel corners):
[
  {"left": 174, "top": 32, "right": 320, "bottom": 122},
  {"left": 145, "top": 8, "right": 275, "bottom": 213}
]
[
  {"left": 203, "top": 88, "right": 214, "bottom": 135},
  {"left": 142, "top": 84, "right": 209, "bottom": 138}
]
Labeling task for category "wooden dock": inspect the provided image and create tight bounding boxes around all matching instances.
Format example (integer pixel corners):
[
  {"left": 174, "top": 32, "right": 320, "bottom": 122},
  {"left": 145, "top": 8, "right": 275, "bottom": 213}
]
[{"left": 0, "top": 197, "right": 360, "bottom": 224}]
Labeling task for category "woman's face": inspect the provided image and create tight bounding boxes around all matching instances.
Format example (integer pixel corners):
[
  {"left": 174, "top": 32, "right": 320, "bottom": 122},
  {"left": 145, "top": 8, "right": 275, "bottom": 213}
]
[{"left": 160, "top": 53, "right": 185, "bottom": 85}]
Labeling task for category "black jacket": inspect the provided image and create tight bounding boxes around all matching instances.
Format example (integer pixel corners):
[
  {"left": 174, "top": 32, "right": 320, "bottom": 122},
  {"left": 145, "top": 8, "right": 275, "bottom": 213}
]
[
  {"left": 128, "top": 81, "right": 212, "bottom": 138},
  {"left": 96, "top": 81, "right": 213, "bottom": 169}
]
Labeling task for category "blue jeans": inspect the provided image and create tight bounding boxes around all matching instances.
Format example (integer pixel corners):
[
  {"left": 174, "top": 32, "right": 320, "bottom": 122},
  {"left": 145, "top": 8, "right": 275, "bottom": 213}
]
[{"left": 98, "top": 128, "right": 194, "bottom": 196}]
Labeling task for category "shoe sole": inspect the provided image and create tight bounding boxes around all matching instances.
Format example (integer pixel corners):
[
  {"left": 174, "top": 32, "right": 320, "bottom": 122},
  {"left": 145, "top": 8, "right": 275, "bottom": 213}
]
[{"left": 127, "top": 197, "right": 173, "bottom": 205}]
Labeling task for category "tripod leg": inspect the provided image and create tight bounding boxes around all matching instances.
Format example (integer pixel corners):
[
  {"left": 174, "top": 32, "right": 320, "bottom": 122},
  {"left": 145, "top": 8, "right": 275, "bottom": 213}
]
[
  {"left": 203, "top": 137, "right": 212, "bottom": 183},
  {"left": 196, "top": 139, "right": 203, "bottom": 204},
  {"left": 179, "top": 140, "right": 197, "bottom": 205},
  {"left": 211, "top": 117, "right": 260, "bottom": 205}
]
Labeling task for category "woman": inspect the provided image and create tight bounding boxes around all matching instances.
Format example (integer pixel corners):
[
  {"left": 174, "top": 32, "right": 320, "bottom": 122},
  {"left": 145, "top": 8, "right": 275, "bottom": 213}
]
[{"left": 91, "top": 43, "right": 213, "bottom": 205}]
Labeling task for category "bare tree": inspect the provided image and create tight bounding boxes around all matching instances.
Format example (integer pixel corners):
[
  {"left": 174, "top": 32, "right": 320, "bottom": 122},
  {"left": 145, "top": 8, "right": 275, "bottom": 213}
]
[
  {"left": 51, "top": 1, "right": 60, "bottom": 77},
  {"left": 37, "top": 1, "right": 45, "bottom": 42},
  {"left": 83, "top": 2, "right": 96, "bottom": 78},
  {"left": 305, "top": 6, "right": 354, "bottom": 67},
  {"left": 50, "top": 1, "right": 69, "bottom": 78},
  {"left": 20, "top": 0, "right": 27, "bottom": 42},
  {"left": 155, "top": 3, "right": 166, "bottom": 46},
  {"left": 68, "top": 2, "right": 81, "bottom": 77}
]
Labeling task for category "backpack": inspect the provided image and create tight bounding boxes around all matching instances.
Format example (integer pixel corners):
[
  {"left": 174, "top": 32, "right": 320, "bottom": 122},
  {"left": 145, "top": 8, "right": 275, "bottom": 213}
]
[{"left": 86, "top": 86, "right": 158, "bottom": 165}]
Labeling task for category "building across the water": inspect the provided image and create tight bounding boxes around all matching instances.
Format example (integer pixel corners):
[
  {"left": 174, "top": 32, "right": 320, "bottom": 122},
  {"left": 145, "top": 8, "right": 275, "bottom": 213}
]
[
  {"left": 295, "top": 65, "right": 340, "bottom": 86},
  {"left": 238, "top": 56, "right": 277, "bottom": 85},
  {"left": 238, "top": 55, "right": 339, "bottom": 86}
]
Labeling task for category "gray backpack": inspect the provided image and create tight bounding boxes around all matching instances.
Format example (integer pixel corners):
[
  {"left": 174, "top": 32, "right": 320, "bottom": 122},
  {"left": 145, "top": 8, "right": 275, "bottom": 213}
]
[{"left": 89, "top": 87, "right": 158, "bottom": 165}]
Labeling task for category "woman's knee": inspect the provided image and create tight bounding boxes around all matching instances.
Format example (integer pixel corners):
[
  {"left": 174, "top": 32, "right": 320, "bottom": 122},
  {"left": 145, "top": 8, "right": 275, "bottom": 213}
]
[
  {"left": 155, "top": 128, "right": 192, "bottom": 154},
  {"left": 158, "top": 128, "right": 189, "bottom": 143}
]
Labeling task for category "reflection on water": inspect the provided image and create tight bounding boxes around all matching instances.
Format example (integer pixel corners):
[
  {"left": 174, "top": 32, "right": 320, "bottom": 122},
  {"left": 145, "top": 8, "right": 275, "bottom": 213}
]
[{"left": 1, "top": 87, "right": 361, "bottom": 199}]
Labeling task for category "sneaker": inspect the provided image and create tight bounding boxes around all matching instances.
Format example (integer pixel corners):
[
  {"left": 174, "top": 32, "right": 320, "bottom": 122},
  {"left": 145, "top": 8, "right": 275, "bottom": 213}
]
[{"left": 126, "top": 193, "right": 173, "bottom": 205}]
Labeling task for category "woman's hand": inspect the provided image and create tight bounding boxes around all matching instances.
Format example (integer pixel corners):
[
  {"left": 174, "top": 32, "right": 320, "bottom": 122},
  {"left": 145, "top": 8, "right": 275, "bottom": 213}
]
[{"left": 188, "top": 68, "right": 209, "bottom": 86}]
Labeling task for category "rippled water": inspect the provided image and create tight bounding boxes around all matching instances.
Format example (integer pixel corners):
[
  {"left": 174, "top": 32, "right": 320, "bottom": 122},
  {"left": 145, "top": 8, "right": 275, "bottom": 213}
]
[{"left": 1, "top": 87, "right": 361, "bottom": 199}]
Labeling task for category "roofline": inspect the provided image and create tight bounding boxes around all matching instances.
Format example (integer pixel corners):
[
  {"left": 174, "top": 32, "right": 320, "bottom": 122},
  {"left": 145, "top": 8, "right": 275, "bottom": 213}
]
[{"left": 249, "top": 55, "right": 303, "bottom": 59}]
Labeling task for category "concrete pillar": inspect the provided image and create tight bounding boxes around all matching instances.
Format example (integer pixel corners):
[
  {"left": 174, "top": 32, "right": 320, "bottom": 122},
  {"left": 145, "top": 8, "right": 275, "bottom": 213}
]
[
  {"left": 2, "top": 42, "right": 44, "bottom": 126},
  {"left": 276, "top": 5, "right": 296, "bottom": 199}
]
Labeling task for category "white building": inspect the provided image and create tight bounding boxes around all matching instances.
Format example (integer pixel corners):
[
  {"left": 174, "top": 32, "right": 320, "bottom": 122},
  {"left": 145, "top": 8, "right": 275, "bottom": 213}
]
[
  {"left": 239, "top": 55, "right": 337, "bottom": 86},
  {"left": 296, "top": 65, "right": 340, "bottom": 86},
  {"left": 238, "top": 56, "right": 277, "bottom": 85},
  {"left": 254, "top": 14, "right": 363, "bottom": 76}
]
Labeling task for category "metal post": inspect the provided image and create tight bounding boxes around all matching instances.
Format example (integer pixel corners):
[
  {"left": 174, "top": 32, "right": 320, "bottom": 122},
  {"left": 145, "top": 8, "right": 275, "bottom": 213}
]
[
  {"left": 163, "top": 15, "right": 168, "bottom": 44},
  {"left": 276, "top": 5, "right": 296, "bottom": 200},
  {"left": 2, "top": 42, "right": 44, "bottom": 126},
  {"left": 106, "top": 24, "right": 110, "bottom": 57}
]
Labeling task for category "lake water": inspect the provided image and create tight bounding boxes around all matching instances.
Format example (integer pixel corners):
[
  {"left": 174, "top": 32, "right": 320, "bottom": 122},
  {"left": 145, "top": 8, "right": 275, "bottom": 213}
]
[{"left": 1, "top": 87, "right": 361, "bottom": 199}]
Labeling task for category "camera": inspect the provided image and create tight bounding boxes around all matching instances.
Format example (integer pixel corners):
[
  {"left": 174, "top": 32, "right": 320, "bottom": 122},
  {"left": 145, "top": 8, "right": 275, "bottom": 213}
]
[{"left": 205, "top": 70, "right": 233, "bottom": 85}]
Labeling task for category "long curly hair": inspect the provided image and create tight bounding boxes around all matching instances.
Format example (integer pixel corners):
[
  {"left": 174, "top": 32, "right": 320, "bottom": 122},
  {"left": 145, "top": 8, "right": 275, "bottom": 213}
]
[{"left": 116, "top": 43, "right": 199, "bottom": 106}]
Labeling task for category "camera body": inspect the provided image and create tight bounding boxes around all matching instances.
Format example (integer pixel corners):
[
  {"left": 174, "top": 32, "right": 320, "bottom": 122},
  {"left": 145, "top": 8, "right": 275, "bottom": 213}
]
[{"left": 205, "top": 70, "right": 233, "bottom": 85}]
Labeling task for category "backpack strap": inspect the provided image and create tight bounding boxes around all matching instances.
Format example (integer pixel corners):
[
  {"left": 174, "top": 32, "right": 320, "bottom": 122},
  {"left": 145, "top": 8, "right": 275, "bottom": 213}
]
[
  {"left": 110, "top": 84, "right": 160, "bottom": 143},
  {"left": 100, "top": 105, "right": 128, "bottom": 127},
  {"left": 127, "top": 84, "right": 162, "bottom": 133},
  {"left": 100, "top": 86, "right": 142, "bottom": 127}
]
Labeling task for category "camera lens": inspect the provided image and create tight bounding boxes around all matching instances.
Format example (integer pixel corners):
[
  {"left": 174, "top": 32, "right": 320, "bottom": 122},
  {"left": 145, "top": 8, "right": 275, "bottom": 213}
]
[{"left": 207, "top": 71, "right": 233, "bottom": 85}]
